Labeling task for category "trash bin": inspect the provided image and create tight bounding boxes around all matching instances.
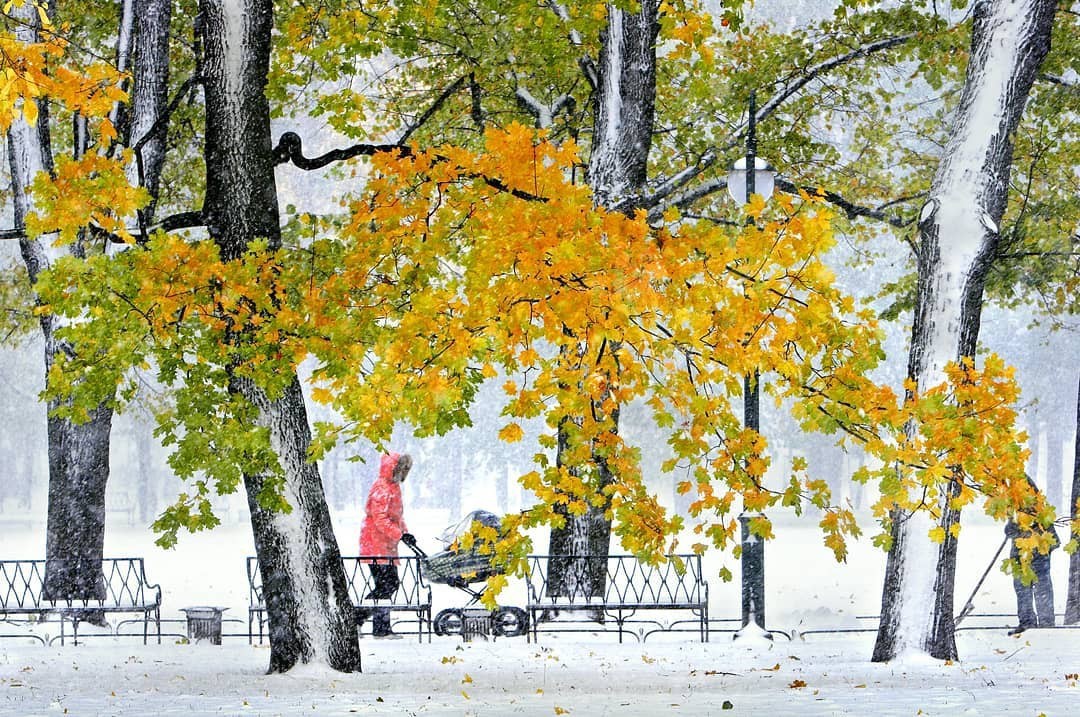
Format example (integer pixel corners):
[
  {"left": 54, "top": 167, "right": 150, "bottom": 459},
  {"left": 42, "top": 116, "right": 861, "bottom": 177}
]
[{"left": 180, "top": 606, "right": 227, "bottom": 645}]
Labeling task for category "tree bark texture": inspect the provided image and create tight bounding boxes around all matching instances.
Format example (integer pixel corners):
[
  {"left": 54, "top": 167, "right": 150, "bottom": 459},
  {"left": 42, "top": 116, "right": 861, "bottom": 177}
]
[
  {"left": 546, "top": 1, "right": 659, "bottom": 603},
  {"left": 872, "top": 0, "right": 1056, "bottom": 662},
  {"left": 1065, "top": 375, "right": 1080, "bottom": 624},
  {"left": 5, "top": 1, "right": 114, "bottom": 605},
  {"left": 199, "top": 0, "right": 361, "bottom": 673},
  {"left": 127, "top": 0, "right": 173, "bottom": 220}
]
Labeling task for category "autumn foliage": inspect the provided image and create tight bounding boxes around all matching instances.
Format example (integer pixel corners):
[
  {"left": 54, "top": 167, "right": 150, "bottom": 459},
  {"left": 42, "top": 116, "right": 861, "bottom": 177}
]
[
  {"left": 8, "top": 0, "right": 1052, "bottom": 588},
  {"left": 27, "top": 122, "right": 1016, "bottom": 568}
]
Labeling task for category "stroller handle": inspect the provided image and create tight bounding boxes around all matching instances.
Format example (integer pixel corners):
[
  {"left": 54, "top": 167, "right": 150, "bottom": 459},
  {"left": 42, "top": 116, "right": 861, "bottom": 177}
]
[{"left": 402, "top": 537, "right": 427, "bottom": 558}]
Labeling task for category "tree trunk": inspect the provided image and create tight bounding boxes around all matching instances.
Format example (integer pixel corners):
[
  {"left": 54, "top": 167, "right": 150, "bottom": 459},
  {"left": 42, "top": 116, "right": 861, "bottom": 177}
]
[
  {"left": 546, "top": 0, "right": 659, "bottom": 604},
  {"left": 5, "top": 2, "right": 113, "bottom": 607},
  {"left": 872, "top": 0, "right": 1056, "bottom": 662},
  {"left": 200, "top": 0, "right": 361, "bottom": 673},
  {"left": 1065, "top": 375, "right": 1080, "bottom": 624},
  {"left": 127, "top": 0, "right": 173, "bottom": 221}
]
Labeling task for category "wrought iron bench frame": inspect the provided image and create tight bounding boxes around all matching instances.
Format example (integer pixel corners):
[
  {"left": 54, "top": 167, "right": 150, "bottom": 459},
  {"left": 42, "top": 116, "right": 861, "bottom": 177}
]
[
  {"left": 246, "top": 555, "right": 432, "bottom": 643},
  {"left": 524, "top": 554, "right": 709, "bottom": 643},
  {"left": 0, "top": 557, "right": 162, "bottom": 645}
]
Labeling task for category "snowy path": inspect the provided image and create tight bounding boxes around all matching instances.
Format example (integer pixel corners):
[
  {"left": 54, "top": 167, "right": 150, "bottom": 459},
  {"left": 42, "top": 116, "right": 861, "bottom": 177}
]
[{"left": 2, "top": 628, "right": 1078, "bottom": 716}]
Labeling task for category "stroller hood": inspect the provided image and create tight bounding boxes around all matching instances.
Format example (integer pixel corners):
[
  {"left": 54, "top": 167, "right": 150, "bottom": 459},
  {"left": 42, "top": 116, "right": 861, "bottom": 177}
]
[{"left": 438, "top": 510, "right": 501, "bottom": 546}]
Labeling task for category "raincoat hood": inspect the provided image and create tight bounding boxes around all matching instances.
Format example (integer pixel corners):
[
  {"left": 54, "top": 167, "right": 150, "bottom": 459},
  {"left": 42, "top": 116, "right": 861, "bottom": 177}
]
[{"left": 379, "top": 453, "right": 401, "bottom": 482}]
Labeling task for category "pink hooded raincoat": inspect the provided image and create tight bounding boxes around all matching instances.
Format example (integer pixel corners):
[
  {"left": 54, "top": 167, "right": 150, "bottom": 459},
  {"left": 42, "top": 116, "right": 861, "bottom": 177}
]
[{"left": 359, "top": 453, "right": 408, "bottom": 563}]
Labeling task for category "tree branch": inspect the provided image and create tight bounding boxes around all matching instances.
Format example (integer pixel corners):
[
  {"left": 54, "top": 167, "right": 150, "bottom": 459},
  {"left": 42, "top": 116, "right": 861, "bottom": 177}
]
[
  {"left": 1039, "top": 72, "right": 1079, "bottom": 89},
  {"left": 774, "top": 178, "right": 918, "bottom": 228},
  {"left": 272, "top": 133, "right": 548, "bottom": 203},
  {"left": 645, "top": 34, "right": 916, "bottom": 209},
  {"left": 0, "top": 209, "right": 206, "bottom": 245},
  {"left": 754, "top": 34, "right": 916, "bottom": 129},
  {"left": 397, "top": 74, "right": 468, "bottom": 145}
]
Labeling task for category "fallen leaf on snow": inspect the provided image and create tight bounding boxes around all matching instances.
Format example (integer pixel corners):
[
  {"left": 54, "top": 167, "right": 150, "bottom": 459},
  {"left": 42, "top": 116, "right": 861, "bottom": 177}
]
[{"left": 789, "top": 680, "right": 807, "bottom": 689}]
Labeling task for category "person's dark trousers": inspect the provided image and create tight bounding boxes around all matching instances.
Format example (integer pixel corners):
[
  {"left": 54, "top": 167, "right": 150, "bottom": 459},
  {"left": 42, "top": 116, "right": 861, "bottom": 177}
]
[
  {"left": 356, "top": 563, "right": 400, "bottom": 636},
  {"left": 1032, "top": 552, "right": 1056, "bottom": 627},
  {"left": 1012, "top": 549, "right": 1055, "bottom": 629}
]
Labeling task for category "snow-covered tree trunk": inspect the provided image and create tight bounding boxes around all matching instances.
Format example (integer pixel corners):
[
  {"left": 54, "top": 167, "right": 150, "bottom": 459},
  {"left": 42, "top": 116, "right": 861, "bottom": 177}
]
[
  {"left": 872, "top": 0, "right": 1056, "bottom": 662},
  {"left": 5, "top": 0, "right": 114, "bottom": 607},
  {"left": 199, "top": 0, "right": 361, "bottom": 674},
  {"left": 547, "top": 1, "right": 659, "bottom": 603},
  {"left": 1065, "top": 376, "right": 1080, "bottom": 624}
]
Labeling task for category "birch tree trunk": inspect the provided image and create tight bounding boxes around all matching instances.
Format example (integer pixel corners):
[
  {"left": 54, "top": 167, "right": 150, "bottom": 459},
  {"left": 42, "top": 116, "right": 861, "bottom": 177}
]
[
  {"left": 546, "top": 1, "right": 658, "bottom": 604},
  {"left": 871, "top": 0, "right": 1056, "bottom": 662},
  {"left": 199, "top": 0, "right": 361, "bottom": 673}
]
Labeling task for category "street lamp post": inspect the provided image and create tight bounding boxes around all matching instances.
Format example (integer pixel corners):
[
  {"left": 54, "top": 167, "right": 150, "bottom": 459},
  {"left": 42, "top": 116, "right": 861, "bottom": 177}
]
[{"left": 727, "top": 91, "right": 775, "bottom": 636}]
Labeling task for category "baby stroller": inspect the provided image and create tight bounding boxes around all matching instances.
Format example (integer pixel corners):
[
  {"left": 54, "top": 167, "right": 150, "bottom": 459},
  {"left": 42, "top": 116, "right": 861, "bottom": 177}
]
[{"left": 404, "top": 510, "right": 529, "bottom": 638}]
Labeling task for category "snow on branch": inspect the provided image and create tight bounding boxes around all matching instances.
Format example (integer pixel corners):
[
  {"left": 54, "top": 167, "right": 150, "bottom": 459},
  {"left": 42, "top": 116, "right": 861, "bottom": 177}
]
[
  {"left": 1039, "top": 72, "right": 1078, "bottom": 89},
  {"left": 515, "top": 85, "right": 574, "bottom": 129}
]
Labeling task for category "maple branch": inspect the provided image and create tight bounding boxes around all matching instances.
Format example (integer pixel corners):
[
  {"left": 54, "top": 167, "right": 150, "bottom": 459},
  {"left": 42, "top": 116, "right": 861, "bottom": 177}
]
[
  {"left": 272, "top": 132, "right": 548, "bottom": 203},
  {"left": 773, "top": 178, "right": 918, "bottom": 229},
  {"left": 753, "top": 34, "right": 916, "bottom": 132},
  {"left": 646, "top": 175, "right": 920, "bottom": 233},
  {"left": 0, "top": 208, "right": 206, "bottom": 245},
  {"left": 271, "top": 132, "right": 408, "bottom": 170}
]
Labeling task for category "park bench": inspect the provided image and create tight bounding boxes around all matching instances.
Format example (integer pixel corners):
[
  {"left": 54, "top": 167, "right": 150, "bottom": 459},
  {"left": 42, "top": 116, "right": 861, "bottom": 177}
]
[
  {"left": 247, "top": 555, "right": 432, "bottom": 642},
  {"left": 524, "top": 554, "right": 709, "bottom": 643},
  {"left": 0, "top": 557, "right": 162, "bottom": 645}
]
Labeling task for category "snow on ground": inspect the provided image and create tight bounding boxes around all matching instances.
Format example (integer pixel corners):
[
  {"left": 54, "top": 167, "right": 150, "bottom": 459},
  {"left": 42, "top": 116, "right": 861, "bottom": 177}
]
[
  {"left": 2, "top": 508, "right": 1078, "bottom": 715},
  {"left": 2, "top": 624, "right": 1078, "bottom": 715}
]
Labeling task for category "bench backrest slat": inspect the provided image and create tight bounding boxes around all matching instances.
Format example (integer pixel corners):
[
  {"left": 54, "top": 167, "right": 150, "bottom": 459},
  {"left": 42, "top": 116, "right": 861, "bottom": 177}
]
[
  {"left": 525, "top": 555, "right": 705, "bottom": 606},
  {"left": 247, "top": 555, "right": 430, "bottom": 609},
  {"left": 0, "top": 558, "right": 157, "bottom": 610}
]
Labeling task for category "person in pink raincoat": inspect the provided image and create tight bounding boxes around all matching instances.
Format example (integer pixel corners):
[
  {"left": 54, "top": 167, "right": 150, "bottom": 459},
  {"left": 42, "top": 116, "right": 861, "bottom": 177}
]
[{"left": 358, "top": 452, "right": 415, "bottom": 637}]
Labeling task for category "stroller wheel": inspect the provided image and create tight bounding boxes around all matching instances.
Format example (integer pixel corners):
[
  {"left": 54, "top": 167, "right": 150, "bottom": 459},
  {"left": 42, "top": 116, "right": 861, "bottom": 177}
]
[
  {"left": 491, "top": 606, "right": 529, "bottom": 638},
  {"left": 433, "top": 608, "right": 465, "bottom": 636}
]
